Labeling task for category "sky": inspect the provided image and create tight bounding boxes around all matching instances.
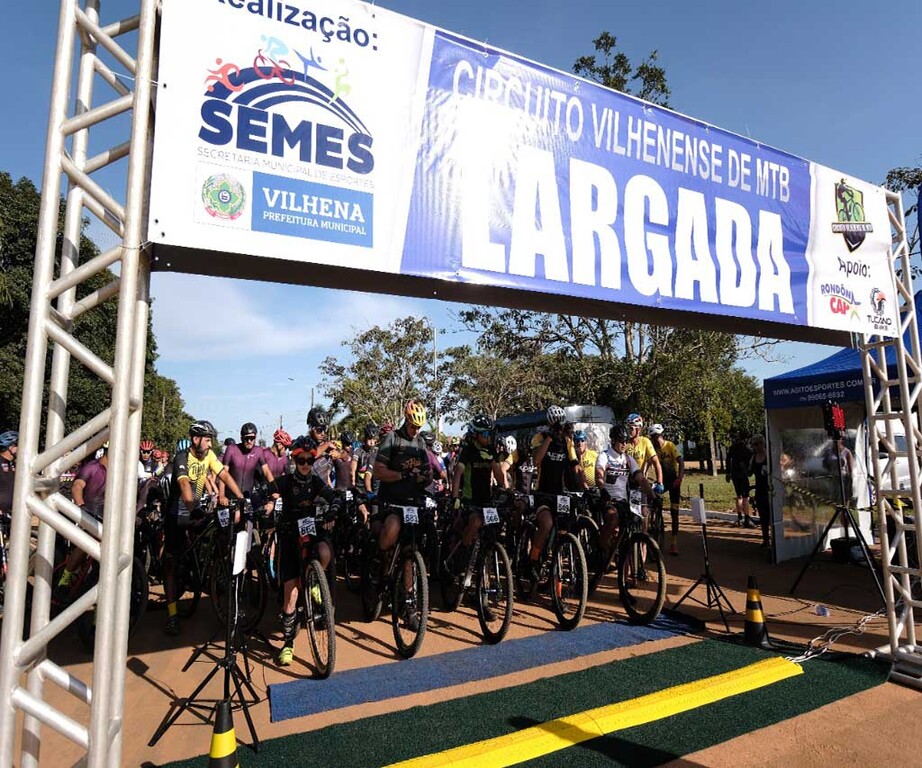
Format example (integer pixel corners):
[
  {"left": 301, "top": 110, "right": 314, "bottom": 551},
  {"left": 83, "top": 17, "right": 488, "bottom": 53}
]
[{"left": 2, "top": 0, "right": 920, "bottom": 441}]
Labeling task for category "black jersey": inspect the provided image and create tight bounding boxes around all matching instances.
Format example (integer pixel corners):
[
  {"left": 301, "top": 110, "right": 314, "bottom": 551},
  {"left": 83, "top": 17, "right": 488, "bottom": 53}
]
[
  {"left": 537, "top": 434, "right": 576, "bottom": 494},
  {"left": 276, "top": 470, "right": 338, "bottom": 525},
  {"left": 457, "top": 443, "right": 497, "bottom": 504},
  {"left": 375, "top": 425, "right": 428, "bottom": 504}
]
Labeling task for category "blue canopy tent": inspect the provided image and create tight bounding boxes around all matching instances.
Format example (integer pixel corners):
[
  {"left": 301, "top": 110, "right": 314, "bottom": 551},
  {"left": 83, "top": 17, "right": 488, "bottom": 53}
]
[{"left": 762, "top": 290, "right": 922, "bottom": 561}]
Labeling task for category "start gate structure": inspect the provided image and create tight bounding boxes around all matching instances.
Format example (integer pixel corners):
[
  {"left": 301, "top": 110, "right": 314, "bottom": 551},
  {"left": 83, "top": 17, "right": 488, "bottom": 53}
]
[{"left": 0, "top": 1, "right": 919, "bottom": 766}]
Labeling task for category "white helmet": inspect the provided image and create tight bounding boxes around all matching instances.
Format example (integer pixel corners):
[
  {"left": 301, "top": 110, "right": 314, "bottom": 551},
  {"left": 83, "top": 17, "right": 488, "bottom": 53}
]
[
  {"left": 503, "top": 435, "right": 517, "bottom": 454},
  {"left": 546, "top": 405, "right": 566, "bottom": 425},
  {"left": 433, "top": 440, "right": 443, "bottom": 454},
  {"left": 648, "top": 423, "right": 664, "bottom": 436}
]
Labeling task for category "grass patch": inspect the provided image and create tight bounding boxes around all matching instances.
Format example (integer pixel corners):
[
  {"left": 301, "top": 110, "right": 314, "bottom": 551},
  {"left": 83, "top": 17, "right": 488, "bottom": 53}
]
[{"left": 680, "top": 470, "right": 739, "bottom": 512}]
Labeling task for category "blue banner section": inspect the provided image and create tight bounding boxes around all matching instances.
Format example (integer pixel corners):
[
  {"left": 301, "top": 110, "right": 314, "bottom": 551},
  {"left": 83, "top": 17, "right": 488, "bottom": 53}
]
[
  {"left": 252, "top": 172, "right": 373, "bottom": 247},
  {"left": 402, "top": 32, "right": 813, "bottom": 326}
]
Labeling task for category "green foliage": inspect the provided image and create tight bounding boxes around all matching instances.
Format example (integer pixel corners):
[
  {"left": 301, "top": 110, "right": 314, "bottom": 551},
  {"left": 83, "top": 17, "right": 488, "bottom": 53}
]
[
  {"left": 885, "top": 165, "right": 921, "bottom": 275},
  {"left": 0, "top": 171, "right": 192, "bottom": 447},
  {"left": 319, "top": 316, "right": 444, "bottom": 430},
  {"left": 572, "top": 31, "right": 671, "bottom": 108}
]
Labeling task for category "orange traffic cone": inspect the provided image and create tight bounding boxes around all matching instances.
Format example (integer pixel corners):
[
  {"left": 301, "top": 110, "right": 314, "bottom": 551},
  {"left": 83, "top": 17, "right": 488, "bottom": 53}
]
[
  {"left": 743, "top": 575, "right": 773, "bottom": 649},
  {"left": 207, "top": 699, "right": 239, "bottom": 768}
]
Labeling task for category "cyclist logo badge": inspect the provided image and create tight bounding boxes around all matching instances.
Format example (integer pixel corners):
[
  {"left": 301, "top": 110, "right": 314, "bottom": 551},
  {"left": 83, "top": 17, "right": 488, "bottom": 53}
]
[
  {"left": 831, "top": 178, "right": 873, "bottom": 252},
  {"left": 202, "top": 174, "right": 246, "bottom": 220}
]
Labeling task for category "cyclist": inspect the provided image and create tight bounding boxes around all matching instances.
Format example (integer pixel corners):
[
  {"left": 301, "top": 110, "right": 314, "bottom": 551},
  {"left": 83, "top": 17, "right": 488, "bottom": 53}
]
[
  {"left": 573, "top": 430, "right": 598, "bottom": 489},
  {"left": 422, "top": 432, "right": 448, "bottom": 493},
  {"left": 624, "top": 414, "right": 663, "bottom": 526},
  {"left": 274, "top": 436, "right": 341, "bottom": 666},
  {"left": 163, "top": 420, "right": 245, "bottom": 636},
  {"left": 372, "top": 399, "right": 432, "bottom": 629},
  {"left": 305, "top": 407, "right": 338, "bottom": 487},
  {"left": 449, "top": 414, "right": 504, "bottom": 569},
  {"left": 595, "top": 425, "right": 656, "bottom": 551},
  {"left": 219, "top": 422, "right": 274, "bottom": 500},
  {"left": 649, "top": 424, "right": 684, "bottom": 555},
  {"left": 57, "top": 442, "right": 109, "bottom": 590},
  {"left": 495, "top": 434, "right": 517, "bottom": 490},
  {"left": 526, "top": 405, "right": 579, "bottom": 586},
  {"left": 333, "top": 431, "right": 355, "bottom": 491},
  {"left": 264, "top": 429, "right": 292, "bottom": 480},
  {"left": 0, "top": 431, "right": 17, "bottom": 518},
  {"left": 138, "top": 439, "right": 157, "bottom": 480},
  {"left": 352, "top": 423, "right": 379, "bottom": 521}
]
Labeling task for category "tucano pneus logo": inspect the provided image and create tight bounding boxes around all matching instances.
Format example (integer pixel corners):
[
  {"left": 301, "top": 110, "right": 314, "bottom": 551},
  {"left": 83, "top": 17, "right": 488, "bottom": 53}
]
[
  {"left": 199, "top": 36, "right": 374, "bottom": 174},
  {"left": 831, "top": 178, "right": 873, "bottom": 253}
]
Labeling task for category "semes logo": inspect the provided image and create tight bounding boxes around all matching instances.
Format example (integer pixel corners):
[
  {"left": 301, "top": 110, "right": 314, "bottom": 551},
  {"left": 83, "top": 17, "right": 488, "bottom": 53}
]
[
  {"left": 831, "top": 179, "right": 873, "bottom": 253},
  {"left": 199, "top": 36, "right": 374, "bottom": 174},
  {"left": 820, "top": 283, "right": 861, "bottom": 320}
]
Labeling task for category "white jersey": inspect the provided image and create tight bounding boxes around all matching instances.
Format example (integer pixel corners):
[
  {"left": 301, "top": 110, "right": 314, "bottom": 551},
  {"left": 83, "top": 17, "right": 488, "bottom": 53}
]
[{"left": 595, "top": 448, "right": 639, "bottom": 501}]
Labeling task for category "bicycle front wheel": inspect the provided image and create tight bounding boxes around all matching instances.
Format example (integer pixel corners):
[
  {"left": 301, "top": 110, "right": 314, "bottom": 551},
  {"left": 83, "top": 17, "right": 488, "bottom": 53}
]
[
  {"left": 617, "top": 532, "right": 667, "bottom": 624},
  {"left": 575, "top": 516, "right": 604, "bottom": 597},
  {"left": 550, "top": 532, "right": 588, "bottom": 630},
  {"left": 305, "top": 559, "right": 336, "bottom": 678},
  {"left": 476, "top": 542, "right": 513, "bottom": 644},
  {"left": 391, "top": 549, "right": 428, "bottom": 659}
]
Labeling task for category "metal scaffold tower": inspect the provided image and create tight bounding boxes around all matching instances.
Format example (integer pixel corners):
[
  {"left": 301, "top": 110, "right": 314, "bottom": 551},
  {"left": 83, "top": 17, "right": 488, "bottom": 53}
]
[
  {"left": 0, "top": 0, "right": 157, "bottom": 765},
  {"left": 863, "top": 191, "right": 922, "bottom": 689}
]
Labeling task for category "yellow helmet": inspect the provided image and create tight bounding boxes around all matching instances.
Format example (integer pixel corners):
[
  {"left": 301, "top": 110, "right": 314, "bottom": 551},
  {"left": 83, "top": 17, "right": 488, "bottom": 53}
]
[{"left": 404, "top": 399, "right": 427, "bottom": 428}]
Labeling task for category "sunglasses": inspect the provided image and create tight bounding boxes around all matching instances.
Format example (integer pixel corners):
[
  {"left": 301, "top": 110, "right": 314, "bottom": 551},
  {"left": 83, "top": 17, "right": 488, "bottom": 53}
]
[
  {"left": 243, "top": 435, "right": 256, "bottom": 441},
  {"left": 295, "top": 457, "right": 312, "bottom": 466},
  {"left": 140, "top": 450, "right": 152, "bottom": 454},
  {"left": 575, "top": 439, "right": 586, "bottom": 443}
]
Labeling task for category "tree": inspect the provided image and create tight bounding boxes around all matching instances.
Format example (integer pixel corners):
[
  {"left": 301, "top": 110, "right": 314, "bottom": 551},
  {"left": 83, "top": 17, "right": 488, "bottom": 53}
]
[
  {"left": 0, "top": 171, "right": 192, "bottom": 449},
  {"left": 885, "top": 165, "right": 921, "bottom": 276},
  {"left": 318, "top": 316, "right": 444, "bottom": 431},
  {"left": 573, "top": 31, "right": 671, "bottom": 108}
]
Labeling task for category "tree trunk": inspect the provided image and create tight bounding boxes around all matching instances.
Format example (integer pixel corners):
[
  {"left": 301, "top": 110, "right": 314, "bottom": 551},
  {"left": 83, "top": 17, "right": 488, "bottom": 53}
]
[{"left": 708, "top": 429, "right": 718, "bottom": 476}]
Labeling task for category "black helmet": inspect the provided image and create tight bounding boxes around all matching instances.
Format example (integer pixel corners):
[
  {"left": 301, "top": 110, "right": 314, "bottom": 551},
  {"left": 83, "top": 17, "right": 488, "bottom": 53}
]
[
  {"left": 240, "top": 421, "right": 258, "bottom": 438},
  {"left": 421, "top": 431, "right": 436, "bottom": 447},
  {"left": 224, "top": 437, "right": 235, "bottom": 446},
  {"left": 307, "top": 407, "right": 329, "bottom": 429},
  {"left": 339, "top": 431, "right": 355, "bottom": 447},
  {"left": 470, "top": 414, "right": 494, "bottom": 434},
  {"left": 189, "top": 420, "right": 217, "bottom": 438},
  {"left": 364, "top": 422, "right": 378, "bottom": 440},
  {"left": 609, "top": 424, "right": 630, "bottom": 443}
]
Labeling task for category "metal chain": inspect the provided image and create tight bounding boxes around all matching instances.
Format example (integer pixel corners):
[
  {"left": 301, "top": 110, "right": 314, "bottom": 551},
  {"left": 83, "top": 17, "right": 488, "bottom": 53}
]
[{"left": 786, "top": 605, "right": 889, "bottom": 663}]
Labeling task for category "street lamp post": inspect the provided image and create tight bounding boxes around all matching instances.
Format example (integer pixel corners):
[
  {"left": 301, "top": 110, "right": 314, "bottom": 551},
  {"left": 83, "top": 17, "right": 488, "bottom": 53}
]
[{"left": 424, "top": 318, "right": 439, "bottom": 434}]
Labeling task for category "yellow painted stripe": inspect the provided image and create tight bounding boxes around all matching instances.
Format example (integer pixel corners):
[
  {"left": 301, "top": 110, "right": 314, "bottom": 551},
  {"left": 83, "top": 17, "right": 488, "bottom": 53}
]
[
  {"left": 209, "top": 728, "right": 237, "bottom": 759},
  {"left": 386, "top": 657, "right": 802, "bottom": 768}
]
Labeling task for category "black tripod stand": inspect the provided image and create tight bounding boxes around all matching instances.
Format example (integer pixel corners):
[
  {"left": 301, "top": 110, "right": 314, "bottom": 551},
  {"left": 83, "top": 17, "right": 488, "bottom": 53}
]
[
  {"left": 149, "top": 513, "right": 262, "bottom": 751},
  {"left": 673, "top": 490, "right": 735, "bottom": 631},
  {"left": 789, "top": 409, "right": 885, "bottom": 604}
]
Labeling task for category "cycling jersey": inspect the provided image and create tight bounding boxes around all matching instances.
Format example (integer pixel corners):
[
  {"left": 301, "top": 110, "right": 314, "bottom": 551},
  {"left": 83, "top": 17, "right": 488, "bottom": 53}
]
[
  {"left": 166, "top": 448, "right": 224, "bottom": 516},
  {"left": 596, "top": 448, "right": 640, "bottom": 501},
  {"left": 76, "top": 458, "right": 108, "bottom": 518},
  {"left": 354, "top": 445, "right": 378, "bottom": 492},
  {"left": 262, "top": 447, "right": 289, "bottom": 479},
  {"left": 138, "top": 456, "right": 157, "bottom": 481},
  {"left": 333, "top": 452, "right": 353, "bottom": 490},
  {"left": 0, "top": 456, "right": 15, "bottom": 514},
  {"left": 536, "top": 433, "right": 576, "bottom": 495},
  {"left": 276, "top": 470, "right": 338, "bottom": 526},
  {"left": 220, "top": 442, "right": 268, "bottom": 494},
  {"left": 375, "top": 425, "right": 428, "bottom": 504},
  {"left": 655, "top": 440, "right": 682, "bottom": 477},
  {"left": 626, "top": 436, "right": 657, "bottom": 476},
  {"left": 457, "top": 443, "right": 497, "bottom": 504},
  {"left": 579, "top": 448, "right": 599, "bottom": 488}
]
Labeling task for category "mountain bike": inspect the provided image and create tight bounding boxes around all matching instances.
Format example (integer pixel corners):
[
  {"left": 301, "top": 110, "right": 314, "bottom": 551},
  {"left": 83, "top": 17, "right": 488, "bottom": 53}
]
[
  {"left": 438, "top": 500, "right": 514, "bottom": 644},
  {"left": 360, "top": 500, "right": 429, "bottom": 658},
  {"left": 512, "top": 491, "right": 588, "bottom": 631},
  {"left": 579, "top": 490, "right": 667, "bottom": 624}
]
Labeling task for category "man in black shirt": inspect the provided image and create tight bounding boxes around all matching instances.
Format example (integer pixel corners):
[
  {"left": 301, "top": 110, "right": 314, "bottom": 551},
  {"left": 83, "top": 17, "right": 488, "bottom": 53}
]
[{"left": 0, "top": 431, "right": 17, "bottom": 519}]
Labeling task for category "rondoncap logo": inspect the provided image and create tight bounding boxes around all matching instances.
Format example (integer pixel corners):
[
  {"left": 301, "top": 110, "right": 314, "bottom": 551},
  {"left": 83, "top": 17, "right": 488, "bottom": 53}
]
[
  {"left": 202, "top": 174, "right": 246, "bottom": 219},
  {"left": 831, "top": 178, "right": 873, "bottom": 252}
]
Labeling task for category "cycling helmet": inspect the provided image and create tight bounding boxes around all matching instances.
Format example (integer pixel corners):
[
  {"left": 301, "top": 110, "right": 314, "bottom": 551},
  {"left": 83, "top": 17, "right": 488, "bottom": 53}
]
[
  {"left": 364, "top": 422, "right": 378, "bottom": 440},
  {"left": 379, "top": 422, "right": 394, "bottom": 438},
  {"left": 449, "top": 435, "right": 461, "bottom": 448},
  {"left": 503, "top": 435, "right": 517, "bottom": 454},
  {"left": 273, "top": 429, "right": 292, "bottom": 447},
  {"left": 573, "top": 429, "right": 587, "bottom": 442},
  {"left": 0, "top": 431, "right": 17, "bottom": 450},
  {"left": 421, "top": 431, "right": 436, "bottom": 447},
  {"left": 175, "top": 437, "right": 191, "bottom": 453},
  {"left": 648, "top": 423, "right": 664, "bottom": 436},
  {"left": 470, "top": 414, "right": 494, "bottom": 434},
  {"left": 139, "top": 439, "right": 154, "bottom": 451},
  {"left": 240, "top": 422, "right": 258, "bottom": 438},
  {"left": 610, "top": 424, "right": 630, "bottom": 443},
  {"left": 433, "top": 440, "right": 443, "bottom": 454},
  {"left": 307, "top": 407, "right": 329, "bottom": 429},
  {"left": 189, "top": 420, "right": 217, "bottom": 438},
  {"left": 404, "top": 399, "right": 427, "bottom": 428},
  {"left": 546, "top": 405, "right": 566, "bottom": 426},
  {"left": 340, "top": 431, "right": 355, "bottom": 448},
  {"left": 290, "top": 435, "right": 314, "bottom": 458},
  {"left": 625, "top": 413, "right": 643, "bottom": 428}
]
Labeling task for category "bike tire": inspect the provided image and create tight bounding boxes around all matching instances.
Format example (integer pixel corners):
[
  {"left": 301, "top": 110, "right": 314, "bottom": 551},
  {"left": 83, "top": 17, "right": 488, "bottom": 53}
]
[
  {"left": 360, "top": 548, "right": 384, "bottom": 622},
  {"left": 617, "top": 531, "right": 667, "bottom": 624},
  {"left": 575, "top": 516, "right": 605, "bottom": 596},
  {"left": 209, "top": 549, "right": 268, "bottom": 633},
  {"left": 437, "top": 529, "right": 463, "bottom": 612},
  {"left": 550, "top": 532, "right": 588, "bottom": 631},
  {"left": 343, "top": 525, "right": 367, "bottom": 594},
  {"left": 513, "top": 521, "right": 537, "bottom": 600},
  {"left": 649, "top": 500, "right": 665, "bottom": 551},
  {"left": 476, "top": 541, "right": 513, "bottom": 644},
  {"left": 305, "top": 559, "right": 336, "bottom": 678},
  {"left": 391, "top": 549, "right": 428, "bottom": 659}
]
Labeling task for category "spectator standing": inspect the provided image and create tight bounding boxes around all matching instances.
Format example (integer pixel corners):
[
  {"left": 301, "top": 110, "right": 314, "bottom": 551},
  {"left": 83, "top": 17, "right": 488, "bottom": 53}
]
[
  {"left": 726, "top": 431, "right": 754, "bottom": 528},
  {"left": 749, "top": 435, "right": 772, "bottom": 548}
]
